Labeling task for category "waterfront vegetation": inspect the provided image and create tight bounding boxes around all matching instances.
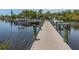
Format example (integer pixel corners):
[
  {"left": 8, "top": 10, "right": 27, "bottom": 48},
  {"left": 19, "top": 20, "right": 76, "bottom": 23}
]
[
  {"left": 1, "top": 9, "right": 79, "bottom": 22},
  {"left": 53, "top": 10, "right": 79, "bottom": 21},
  {"left": 0, "top": 41, "right": 10, "bottom": 49},
  {"left": 2, "top": 9, "right": 79, "bottom": 29}
]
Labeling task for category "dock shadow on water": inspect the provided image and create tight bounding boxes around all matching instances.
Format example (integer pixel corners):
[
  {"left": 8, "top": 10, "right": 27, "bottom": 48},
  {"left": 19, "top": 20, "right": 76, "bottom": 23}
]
[{"left": 0, "top": 20, "right": 40, "bottom": 50}]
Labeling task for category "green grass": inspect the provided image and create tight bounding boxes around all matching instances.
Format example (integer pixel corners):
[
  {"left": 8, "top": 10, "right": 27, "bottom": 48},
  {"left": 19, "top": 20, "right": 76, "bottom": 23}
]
[{"left": 0, "top": 41, "right": 10, "bottom": 50}]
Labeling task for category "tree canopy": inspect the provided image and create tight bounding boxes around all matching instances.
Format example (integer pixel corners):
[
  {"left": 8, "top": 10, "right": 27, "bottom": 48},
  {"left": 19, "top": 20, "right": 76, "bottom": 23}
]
[{"left": 0, "top": 9, "right": 79, "bottom": 21}]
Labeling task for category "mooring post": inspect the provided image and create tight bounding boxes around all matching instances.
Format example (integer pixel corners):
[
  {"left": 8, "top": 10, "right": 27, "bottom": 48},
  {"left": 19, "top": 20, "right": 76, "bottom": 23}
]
[
  {"left": 39, "top": 21, "right": 42, "bottom": 30},
  {"left": 56, "top": 22, "right": 58, "bottom": 30},
  {"left": 64, "top": 28, "right": 68, "bottom": 44},
  {"left": 33, "top": 25, "right": 37, "bottom": 40}
]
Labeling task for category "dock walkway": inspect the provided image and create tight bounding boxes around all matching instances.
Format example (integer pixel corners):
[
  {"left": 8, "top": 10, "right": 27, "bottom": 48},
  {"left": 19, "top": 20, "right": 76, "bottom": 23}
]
[{"left": 31, "top": 20, "right": 71, "bottom": 50}]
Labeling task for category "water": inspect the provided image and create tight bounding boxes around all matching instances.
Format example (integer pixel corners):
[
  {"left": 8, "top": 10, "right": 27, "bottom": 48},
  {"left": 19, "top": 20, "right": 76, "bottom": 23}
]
[
  {"left": 0, "top": 20, "right": 40, "bottom": 50},
  {"left": 57, "top": 22, "right": 79, "bottom": 50},
  {"left": 1, "top": 19, "right": 79, "bottom": 50}
]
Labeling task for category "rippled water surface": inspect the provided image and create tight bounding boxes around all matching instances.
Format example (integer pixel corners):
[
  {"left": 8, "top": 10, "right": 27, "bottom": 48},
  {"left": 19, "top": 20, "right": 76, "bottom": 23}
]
[{"left": 0, "top": 20, "right": 40, "bottom": 50}]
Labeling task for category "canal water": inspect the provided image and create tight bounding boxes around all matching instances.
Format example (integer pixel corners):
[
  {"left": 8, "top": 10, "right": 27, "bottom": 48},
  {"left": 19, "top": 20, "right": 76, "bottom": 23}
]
[
  {"left": 0, "top": 20, "right": 40, "bottom": 50},
  {"left": 57, "top": 22, "right": 79, "bottom": 50},
  {"left": 1, "top": 19, "right": 79, "bottom": 50}
]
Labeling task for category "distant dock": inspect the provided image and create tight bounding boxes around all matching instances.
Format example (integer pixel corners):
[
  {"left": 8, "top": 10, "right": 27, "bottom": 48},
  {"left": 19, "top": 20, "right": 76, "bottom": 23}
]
[{"left": 14, "top": 19, "right": 41, "bottom": 26}]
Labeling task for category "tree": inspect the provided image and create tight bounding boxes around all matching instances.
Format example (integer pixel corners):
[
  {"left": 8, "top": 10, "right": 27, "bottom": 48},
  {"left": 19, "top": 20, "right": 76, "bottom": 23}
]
[{"left": 38, "top": 9, "right": 43, "bottom": 19}]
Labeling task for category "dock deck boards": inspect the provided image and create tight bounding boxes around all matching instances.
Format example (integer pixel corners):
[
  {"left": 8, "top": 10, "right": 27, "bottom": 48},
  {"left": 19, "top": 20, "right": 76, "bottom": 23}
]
[{"left": 31, "top": 20, "right": 71, "bottom": 50}]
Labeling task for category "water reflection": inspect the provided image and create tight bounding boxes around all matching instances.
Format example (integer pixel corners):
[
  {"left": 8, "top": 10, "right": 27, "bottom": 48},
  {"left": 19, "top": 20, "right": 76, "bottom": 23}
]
[{"left": 0, "top": 20, "right": 40, "bottom": 50}]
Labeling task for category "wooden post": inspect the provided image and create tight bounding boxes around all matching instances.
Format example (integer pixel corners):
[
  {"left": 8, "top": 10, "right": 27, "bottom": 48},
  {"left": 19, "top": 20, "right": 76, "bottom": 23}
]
[
  {"left": 64, "top": 28, "right": 68, "bottom": 44},
  {"left": 33, "top": 25, "right": 37, "bottom": 40}
]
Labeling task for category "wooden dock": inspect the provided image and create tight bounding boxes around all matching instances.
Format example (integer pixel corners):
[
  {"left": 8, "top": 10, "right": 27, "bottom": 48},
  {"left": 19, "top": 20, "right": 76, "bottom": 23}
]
[
  {"left": 31, "top": 20, "right": 71, "bottom": 50},
  {"left": 14, "top": 19, "right": 41, "bottom": 26}
]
